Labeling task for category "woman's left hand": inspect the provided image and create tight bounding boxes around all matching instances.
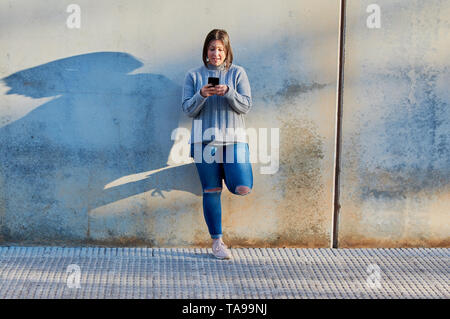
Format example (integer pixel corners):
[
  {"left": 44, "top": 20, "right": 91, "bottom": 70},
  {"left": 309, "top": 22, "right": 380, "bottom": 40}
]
[{"left": 214, "top": 85, "right": 229, "bottom": 96}]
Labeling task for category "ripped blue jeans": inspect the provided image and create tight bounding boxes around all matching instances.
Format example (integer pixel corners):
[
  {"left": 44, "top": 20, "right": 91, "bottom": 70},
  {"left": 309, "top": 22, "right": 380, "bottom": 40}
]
[{"left": 190, "top": 142, "right": 253, "bottom": 239}]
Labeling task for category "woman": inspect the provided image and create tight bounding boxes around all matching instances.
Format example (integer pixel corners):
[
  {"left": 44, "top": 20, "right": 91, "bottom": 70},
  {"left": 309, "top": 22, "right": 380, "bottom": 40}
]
[{"left": 182, "top": 29, "right": 253, "bottom": 259}]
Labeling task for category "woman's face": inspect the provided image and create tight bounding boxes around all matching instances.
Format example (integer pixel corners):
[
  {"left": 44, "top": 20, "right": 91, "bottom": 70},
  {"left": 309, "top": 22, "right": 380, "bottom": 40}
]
[{"left": 207, "top": 40, "right": 227, "bottom": 66}]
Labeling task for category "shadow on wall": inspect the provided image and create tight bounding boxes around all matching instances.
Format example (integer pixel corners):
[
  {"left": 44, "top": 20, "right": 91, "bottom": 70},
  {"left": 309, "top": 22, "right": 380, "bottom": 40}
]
[{"left": 0, "top": 52, "right": 201, "bottom": 242}]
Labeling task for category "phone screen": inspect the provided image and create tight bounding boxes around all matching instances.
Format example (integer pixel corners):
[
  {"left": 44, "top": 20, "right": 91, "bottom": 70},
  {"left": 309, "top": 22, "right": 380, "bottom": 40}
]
[{"left": 208, "top": 77, "right": 220, "bottom": 86}]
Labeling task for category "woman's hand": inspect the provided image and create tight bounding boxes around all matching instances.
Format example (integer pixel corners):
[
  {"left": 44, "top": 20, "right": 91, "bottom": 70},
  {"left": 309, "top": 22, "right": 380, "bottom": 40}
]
[
  {"left": 200, "top": 84, "right": 216, "bottom": 98},
  {"left": 214, "top": 85, "right": 229, "bottom": 96},
  {"left": 200, "top": 84, "right": 229, "bottom": 97}
]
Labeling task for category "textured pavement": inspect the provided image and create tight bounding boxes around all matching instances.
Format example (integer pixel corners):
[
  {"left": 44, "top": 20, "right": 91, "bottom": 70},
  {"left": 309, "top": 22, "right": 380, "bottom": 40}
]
[{"left": 0, "top": 246, "right": 448, "bottom": 299}]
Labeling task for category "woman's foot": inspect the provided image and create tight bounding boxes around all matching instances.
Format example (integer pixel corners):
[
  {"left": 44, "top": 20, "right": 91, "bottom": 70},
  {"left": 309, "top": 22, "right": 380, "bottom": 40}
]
[{"left": 212, "top": 238, "right": 232, "bottom": 259}]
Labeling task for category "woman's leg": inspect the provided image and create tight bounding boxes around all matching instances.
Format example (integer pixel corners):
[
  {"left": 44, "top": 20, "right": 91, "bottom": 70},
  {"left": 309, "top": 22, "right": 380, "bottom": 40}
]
[
  {"left": 191, "top": 143, "right": 225, "bottom": 239},
  {"left": 223, "top": 143, "right": 253, "bottom": 195}
]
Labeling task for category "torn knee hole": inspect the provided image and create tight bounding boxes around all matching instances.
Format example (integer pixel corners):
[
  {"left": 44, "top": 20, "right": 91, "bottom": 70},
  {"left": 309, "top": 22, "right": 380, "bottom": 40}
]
[
  {"left": 204, "top": 187, "right": 222, "bottom": 193},
  {"left": 235, "top": 185, "right": 251, "bottom": 195}
]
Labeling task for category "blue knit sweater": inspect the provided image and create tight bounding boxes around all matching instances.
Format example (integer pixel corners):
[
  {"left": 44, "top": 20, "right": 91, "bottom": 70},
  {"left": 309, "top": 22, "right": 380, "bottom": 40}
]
[{"left": 182, "top": 62, "right": 252, "bottom": 146}]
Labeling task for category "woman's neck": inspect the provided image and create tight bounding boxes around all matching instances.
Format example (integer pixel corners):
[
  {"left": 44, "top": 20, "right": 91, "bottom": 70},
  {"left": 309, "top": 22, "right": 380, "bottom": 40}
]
[{"left": 207, "top": 62, "right": 226, "bottom": 70}]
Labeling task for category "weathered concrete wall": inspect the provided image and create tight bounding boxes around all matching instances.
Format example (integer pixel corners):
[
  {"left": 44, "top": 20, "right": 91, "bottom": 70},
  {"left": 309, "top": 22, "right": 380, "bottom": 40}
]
[
  {"left": 2, "top": 1, "right": 447, "bottom": 248},
  {"left": 0, "top": 0, "right": 340, "bottom": 247},
  {"left": 339, "top": 0, "right": 450, "bottom": 247}
]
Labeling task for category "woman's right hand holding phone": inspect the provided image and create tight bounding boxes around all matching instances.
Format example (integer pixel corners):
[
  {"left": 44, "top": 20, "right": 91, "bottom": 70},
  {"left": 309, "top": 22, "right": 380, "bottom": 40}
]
[{"left": 200, "top": 84, "right": 216, "bottom": 98}]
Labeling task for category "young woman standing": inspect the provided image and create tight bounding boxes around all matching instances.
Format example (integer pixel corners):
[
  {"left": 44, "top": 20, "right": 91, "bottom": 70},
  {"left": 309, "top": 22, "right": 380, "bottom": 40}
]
[{"left": 182, "top": 29, "right": 253, "bottom": 259}]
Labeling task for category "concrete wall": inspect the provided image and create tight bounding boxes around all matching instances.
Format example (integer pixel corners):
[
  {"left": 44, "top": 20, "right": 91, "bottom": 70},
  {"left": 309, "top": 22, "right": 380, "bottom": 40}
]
[
  {"left": 0, "top": 0, "right": 448, "bottom": 248},
  {"left": 0, "top": 0, "right": 339, "bottom": 247},
  {"left": 339, "top": 0, "right": 450, "bottom": 247}
]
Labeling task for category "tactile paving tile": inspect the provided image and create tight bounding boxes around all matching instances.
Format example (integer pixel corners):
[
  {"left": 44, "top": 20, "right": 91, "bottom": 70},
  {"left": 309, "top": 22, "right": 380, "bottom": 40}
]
[{"left": 0, "top": 247, "right": 448, "bottom": 299}]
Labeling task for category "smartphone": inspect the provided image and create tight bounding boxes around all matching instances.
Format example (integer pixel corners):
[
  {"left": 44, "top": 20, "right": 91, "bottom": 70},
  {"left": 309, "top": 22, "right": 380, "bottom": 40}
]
[{"left": 208, "top": 77, "right": 220, "bottom": 87}]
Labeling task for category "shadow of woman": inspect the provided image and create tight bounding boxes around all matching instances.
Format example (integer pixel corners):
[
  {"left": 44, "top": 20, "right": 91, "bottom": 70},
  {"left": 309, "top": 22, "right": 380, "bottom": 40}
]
[{"left": 0, "top": 51, "right": 201, "bottom": 242}]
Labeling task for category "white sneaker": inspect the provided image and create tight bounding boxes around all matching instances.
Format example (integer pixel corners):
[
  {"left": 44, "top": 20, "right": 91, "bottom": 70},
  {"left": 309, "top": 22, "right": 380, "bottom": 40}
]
[{"left": 212, "top": 239, "right": 232, "bottom": 259}]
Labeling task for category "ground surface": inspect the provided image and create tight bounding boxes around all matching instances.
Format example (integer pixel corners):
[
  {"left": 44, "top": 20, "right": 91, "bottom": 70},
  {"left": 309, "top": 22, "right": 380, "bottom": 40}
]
[{"left": 0, "top": 246, "right": 448, "bottom": 298}]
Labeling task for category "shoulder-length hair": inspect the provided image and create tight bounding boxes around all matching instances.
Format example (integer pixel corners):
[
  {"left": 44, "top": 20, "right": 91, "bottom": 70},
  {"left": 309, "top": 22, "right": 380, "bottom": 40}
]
[{"left": 202, "top": 29, "right": 234, "bottom": 71}]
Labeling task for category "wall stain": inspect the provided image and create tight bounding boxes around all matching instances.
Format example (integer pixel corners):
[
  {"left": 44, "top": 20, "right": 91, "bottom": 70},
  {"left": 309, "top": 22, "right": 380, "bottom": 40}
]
[
  {"left": 340, "top": 234, "right": 450, "bottom": 248},
  {"left": 277, "top": 81, "right": 328, "bottom": 100},
  {"left": 355, "top": 64, "right": 449, "bottom": 202},
  {"left": 264, "top": 79, "right": 328, "bottom": 104},
  {"left": 273, "top": 117, "right": 329, "bottom": 247},
  {"left": 339, "top": 61, "right": 450, "bottom": 247}
]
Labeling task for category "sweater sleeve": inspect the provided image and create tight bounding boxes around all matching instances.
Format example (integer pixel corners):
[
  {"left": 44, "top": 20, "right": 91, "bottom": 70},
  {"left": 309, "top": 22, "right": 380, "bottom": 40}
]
[
  {"left": 224, "top": 67, "right": 252, "bottom": 114},
  {"left": 182, "top": 72, "right": 207, "bottom": 118}
]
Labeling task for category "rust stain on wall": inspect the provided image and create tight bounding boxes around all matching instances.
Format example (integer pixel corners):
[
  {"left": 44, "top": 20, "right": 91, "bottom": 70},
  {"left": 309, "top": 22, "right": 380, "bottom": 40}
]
[
  {"left": 273, "top": 117, "right": 329, "bottom": 247},
  {"left": 340, "top": 236, "right": 450, "bottom": 248}
]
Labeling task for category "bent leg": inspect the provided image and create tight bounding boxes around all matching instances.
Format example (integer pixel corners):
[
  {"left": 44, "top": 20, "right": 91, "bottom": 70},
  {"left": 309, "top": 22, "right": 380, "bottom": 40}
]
[{"left": 223, "top": 143, "right": 253, "bottom": 196}]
